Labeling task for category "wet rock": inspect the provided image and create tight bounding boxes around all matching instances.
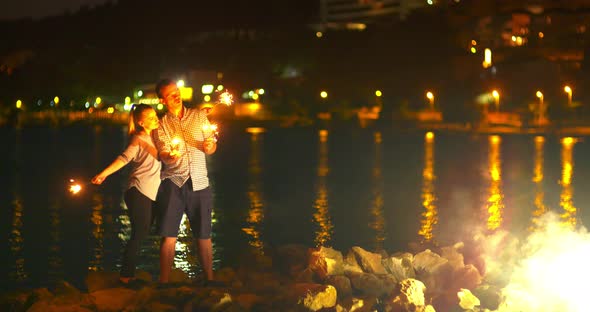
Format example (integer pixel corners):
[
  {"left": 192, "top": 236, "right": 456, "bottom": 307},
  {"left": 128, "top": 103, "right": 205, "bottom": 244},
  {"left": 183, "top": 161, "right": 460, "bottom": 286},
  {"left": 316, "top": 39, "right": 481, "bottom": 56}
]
[
  {"left": 308, "top": 246, "right": 345, "bottom": 280},
  {"left": 351, "top": 247, "right": 387, "bottom": 274}
]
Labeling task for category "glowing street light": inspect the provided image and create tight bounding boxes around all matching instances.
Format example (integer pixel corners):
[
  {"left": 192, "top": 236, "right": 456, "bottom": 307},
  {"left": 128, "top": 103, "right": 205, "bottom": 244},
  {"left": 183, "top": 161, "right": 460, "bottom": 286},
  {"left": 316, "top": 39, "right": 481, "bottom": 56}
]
[
  {"left": 320, "top": 91, "right": 328, "bottom": 99},
  {"left": 492, "top": 90, "right": 500, "bottom": 111},
  {"left": 375, "top": 90, "right": 382, "bottom": 97},
  {"left": 54, "top": 96, "right": 60, "bottom": 105},
  {"left": 16, "top": 99, "right": 22, "bottom": 109},
  {"left": 426, "top": 91, "right": 434, "bottom": 110},
  {"left": 564, "top": 85, "right": 573, "bottom": 107}
]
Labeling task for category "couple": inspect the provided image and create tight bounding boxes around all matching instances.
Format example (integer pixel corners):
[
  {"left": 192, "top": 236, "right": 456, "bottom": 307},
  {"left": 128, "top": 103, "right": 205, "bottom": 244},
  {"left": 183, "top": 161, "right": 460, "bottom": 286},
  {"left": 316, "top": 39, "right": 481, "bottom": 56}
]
[{"left": 91, "top": 78, "right": 219, "bottom": 286}]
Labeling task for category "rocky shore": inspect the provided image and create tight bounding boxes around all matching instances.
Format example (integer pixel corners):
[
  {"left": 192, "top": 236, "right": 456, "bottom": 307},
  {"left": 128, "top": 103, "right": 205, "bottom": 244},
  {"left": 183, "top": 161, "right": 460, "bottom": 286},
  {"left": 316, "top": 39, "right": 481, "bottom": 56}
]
[{"left": 1, "top": 243, "right": 501, "bottom": 312}]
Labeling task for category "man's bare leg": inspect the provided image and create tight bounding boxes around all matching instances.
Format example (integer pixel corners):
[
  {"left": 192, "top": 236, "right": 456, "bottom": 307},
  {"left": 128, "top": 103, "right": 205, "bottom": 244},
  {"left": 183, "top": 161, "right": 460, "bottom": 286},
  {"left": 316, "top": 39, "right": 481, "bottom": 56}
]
[
  {"left": 197, "top": 238, "right": 213, "bottom": 280},
  {"left": 159, "top": 237, "right": 177, "bottom": 283}
]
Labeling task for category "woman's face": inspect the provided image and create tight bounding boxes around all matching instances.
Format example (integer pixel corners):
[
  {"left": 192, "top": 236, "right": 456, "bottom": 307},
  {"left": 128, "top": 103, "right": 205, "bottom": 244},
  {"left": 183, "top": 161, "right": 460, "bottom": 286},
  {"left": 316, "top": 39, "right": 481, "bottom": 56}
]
[{"left": 139, "top": 108, "right": 159, "bottom": 130}]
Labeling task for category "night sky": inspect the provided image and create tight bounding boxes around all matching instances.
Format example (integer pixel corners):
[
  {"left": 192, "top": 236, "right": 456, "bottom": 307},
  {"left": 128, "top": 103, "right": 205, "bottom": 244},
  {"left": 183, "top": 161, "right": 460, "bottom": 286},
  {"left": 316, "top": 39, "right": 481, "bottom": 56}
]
[{"left": 1, "top": 0, "right": 112, "bottom": 20}]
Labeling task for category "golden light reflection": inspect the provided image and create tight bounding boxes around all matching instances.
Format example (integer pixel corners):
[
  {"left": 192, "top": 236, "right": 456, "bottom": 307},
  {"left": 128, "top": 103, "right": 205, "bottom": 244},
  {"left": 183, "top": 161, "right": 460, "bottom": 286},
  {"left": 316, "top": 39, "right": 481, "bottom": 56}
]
[
  {"left": 88, "top": 193, "right": 104, "bottom": 271},
  {"left": 530, "top": 136, "right": 547, "bottom": 231},
  {"left": 48, "top": 201, "right": 63, "bottom": 282},
  {"left": 242, "top": 130, "right": 265, "bottom": 252},
  {"left": 559, "top": 137, "right": 578, "bottom": 228},
  {"left": 174, "top": 214, "right": 198, "bottom": 277},
  {"left": 418, "top": 132, "right": 437, "bottom": 242},
  {"left": 369, "top": 132, "right": 385, "bottom": 251},
  {"left": 486, "top": 135, "right": 504, "bottom": 231},
  {"left": 9, "top": 194, "right": 27, "bottom": 282},
  {"left": 313, "top": 129, "right": 333, "bottom": 247}
]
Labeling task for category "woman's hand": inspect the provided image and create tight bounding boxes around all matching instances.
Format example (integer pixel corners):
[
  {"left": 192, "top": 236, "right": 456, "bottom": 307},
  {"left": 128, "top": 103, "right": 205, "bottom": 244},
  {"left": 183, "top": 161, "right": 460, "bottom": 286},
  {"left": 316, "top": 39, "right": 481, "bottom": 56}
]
[{"left": 91, "top": 174, "right": 107, "bottom": 185}]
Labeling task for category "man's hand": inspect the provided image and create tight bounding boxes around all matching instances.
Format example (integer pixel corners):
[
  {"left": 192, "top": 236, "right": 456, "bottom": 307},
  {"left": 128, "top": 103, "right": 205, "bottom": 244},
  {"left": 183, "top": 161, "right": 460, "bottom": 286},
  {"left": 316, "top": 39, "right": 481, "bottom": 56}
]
[{"left": 203, "top": 138, "right": 217, "bottom": 155}]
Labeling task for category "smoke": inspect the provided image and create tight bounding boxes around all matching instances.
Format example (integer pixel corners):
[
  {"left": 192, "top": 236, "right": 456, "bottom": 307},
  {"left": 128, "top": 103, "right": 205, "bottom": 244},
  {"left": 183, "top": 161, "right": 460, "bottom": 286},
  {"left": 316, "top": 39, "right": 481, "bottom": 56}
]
[{"left": 478, "top": 212, "right": 590, "bottom": 312}]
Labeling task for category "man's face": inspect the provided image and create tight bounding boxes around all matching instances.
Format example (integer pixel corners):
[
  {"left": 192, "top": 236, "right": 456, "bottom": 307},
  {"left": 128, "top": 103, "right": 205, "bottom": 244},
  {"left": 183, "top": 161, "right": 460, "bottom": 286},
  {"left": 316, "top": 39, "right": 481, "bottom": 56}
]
[{"left": 160, "top": 83, "right": 182, "bottom": 110}]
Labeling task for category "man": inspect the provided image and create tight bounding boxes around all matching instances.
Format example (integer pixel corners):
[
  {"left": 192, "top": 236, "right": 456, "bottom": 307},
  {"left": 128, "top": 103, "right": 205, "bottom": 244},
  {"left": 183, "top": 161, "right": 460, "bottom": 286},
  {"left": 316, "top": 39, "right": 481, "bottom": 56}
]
[{"left": 153, "top": 78, "right": 218, "bottom": 285}]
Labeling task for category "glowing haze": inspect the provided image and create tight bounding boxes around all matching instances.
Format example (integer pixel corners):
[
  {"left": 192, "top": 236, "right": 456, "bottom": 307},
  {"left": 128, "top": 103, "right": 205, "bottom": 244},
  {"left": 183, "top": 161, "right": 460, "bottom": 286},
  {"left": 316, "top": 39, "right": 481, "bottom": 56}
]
[{"left": 479, "top": 212, "right": 590, "bottom": 312}]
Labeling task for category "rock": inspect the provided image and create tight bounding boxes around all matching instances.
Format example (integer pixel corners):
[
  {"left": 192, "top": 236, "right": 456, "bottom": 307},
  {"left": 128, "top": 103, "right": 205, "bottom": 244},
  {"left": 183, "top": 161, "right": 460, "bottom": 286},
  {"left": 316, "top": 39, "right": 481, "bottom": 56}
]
[
  {"left": 472, "top": 284, "right": 501, "bottom": 311},
  {"left": 233, "top": 293, "right": 263, "bottom": 310},
  {"left": 325, "top": 275, "right": 352, "bottom": 298},
  {"left": 344, "top": 251, "right": 364, "bottom": 275},
  {"left": 413, "top": 250, "right": 448, "bottom": 275},
  {"left": 440, "top": 243, "right": 466, "bottom": 270},
  {"left": 276, "top": 244, "right": 310, "bottom": 277},
  {"left": 169, "top": 268, "right": 191, "bottom": 283},
  {"left": 0, "top": 290, "right": 33, "bottom": 311},
  {"left": 290, "top": 283, "right": 337, "bottom": 311},
  {"left": 383, "top": 252, "right": 416, "bottom": 282},
  {"left": 188, "top": 290, "right": 232, "bottom": 312},
  {"left": 389, "top": 278, "right": 427, "bottom": 311},
  {"left": 457, "top": 288, "right": 480, "bottom": 310},
  {"left": 294, "top": 267, "right": 316, "bottom": 283},
  {"left": 348, "top": 272, "right": 389, "bottom": 297},
  {"left": 308, "top": 246, "right": 345, "bottom": 280},
  {"left": 90, "top": 287, "right": 137, "bottom": 311},
  {"left": 85, "top": 271, "right": 120, "bottom": 293},
  {"left": 351, "top": 247, "right": 387, "bottom": 274}
]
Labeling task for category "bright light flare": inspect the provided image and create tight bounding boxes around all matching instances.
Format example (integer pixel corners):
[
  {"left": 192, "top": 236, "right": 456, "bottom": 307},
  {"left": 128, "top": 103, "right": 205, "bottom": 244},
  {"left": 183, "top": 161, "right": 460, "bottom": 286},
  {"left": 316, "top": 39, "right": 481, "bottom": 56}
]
[
  {"left": 495, "top": 213, "right": 590, "bottom": 312},
  {"left": 202, "top": 123, "right": 219, "bottom": 142},
  {"left": 68, "top": 179, "right": 82, "bottom": 195},
  {"left": 218, "top": 91, "right": 233, "bottom": 106}
]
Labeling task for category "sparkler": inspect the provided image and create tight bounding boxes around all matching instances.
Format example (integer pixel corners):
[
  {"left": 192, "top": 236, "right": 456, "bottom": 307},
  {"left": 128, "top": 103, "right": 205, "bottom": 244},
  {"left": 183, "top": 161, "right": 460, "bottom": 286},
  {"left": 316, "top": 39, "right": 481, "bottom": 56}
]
[
  {"left": 202, "top": 123, "right": 219, "bottom": 142},
  {"left": 217, "top": 90, "right": 233, "bottom": 106},
  {"left": 68, "top": 178, "right": 85, "bottom": 195},
  {"left": 170, "top": 136, "right": 182, "bottom": 155}
]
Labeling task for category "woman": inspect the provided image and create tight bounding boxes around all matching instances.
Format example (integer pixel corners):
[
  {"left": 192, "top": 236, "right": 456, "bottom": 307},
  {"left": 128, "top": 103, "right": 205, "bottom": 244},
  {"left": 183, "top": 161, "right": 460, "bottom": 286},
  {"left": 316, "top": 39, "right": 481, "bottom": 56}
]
[{"left": 91, "top": 104, "right": 161, "bottom": 285}]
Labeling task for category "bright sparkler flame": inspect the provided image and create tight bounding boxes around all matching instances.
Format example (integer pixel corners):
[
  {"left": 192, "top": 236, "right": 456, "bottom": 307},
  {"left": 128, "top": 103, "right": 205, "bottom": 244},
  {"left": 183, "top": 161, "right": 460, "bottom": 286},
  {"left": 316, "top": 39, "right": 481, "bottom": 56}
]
[
  {"left": 218, "top": 91, "right": 233, "bottom": 106},
  {"left": 202, "top": 123, "right": 219, "bottom": 142},
  {"left": 171, "top": 136, "right": 181, "bottom": 148},
  {"left": 69, "top": 179, "right": 82, "bottom": 195}
]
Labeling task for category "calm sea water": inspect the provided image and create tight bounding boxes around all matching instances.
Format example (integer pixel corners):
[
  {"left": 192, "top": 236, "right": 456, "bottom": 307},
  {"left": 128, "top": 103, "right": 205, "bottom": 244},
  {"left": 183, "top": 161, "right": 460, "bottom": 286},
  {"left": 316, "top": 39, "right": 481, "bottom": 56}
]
[{"left": 2, "top": 124, "right": 590, "bottom": 290}]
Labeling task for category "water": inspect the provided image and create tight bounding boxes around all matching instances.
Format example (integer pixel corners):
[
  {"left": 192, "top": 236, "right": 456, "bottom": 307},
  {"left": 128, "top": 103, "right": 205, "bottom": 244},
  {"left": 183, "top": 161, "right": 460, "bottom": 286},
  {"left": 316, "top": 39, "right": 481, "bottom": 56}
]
[{"left": 2, "top": 124, "right": 590, "bottom": 291}]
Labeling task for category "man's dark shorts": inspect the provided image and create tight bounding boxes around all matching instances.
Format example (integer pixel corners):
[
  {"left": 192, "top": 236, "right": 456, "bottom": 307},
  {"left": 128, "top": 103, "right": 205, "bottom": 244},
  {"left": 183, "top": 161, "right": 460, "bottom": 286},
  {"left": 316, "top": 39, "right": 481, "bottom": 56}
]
[{"left": 157, "top": 178, "right": 213, "bottom": 239}]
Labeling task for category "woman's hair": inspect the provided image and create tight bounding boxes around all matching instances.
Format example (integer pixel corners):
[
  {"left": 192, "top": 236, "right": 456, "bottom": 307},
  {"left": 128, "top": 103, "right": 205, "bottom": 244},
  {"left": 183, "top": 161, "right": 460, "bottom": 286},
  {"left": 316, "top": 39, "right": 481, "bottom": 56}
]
[{"left": 128, "top": 104, "right": 153, "bottom": 135}]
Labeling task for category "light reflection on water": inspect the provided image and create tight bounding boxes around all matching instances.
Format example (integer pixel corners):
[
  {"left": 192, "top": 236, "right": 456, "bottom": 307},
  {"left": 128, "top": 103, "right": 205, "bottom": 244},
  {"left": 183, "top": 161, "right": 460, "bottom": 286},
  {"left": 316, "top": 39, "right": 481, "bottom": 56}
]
[
  {"left": 88, "top": 193, "right": 104, "bottom": 271},
  {"left": 2, "top": 126, "right": 588, "bottom": 289},
  {"left": 486, "top": 135, "right": 505, "bottom": 231},
  {"left": 418, "top": 131, "right": 437, "bottom": 243},
  {"left": 530, "top": 136, "right": 547, "bottom": 231},
  {"left": 369, "top": 131, "right": 385, "bottom": 251},
  {"left": 559, "top": 137, "right": 577, "bottom": 227},
  {"left": 313, "top": 129, "right": 333, "bottom": 247},
  {"left": 242, "top": 130, "right": 265, "bottom": 252}
]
